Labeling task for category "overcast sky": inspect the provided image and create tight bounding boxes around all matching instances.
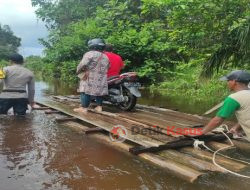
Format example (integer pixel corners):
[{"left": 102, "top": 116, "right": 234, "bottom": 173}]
[{"left": 0, "top": 0, "right": 48, "bottom": 57}]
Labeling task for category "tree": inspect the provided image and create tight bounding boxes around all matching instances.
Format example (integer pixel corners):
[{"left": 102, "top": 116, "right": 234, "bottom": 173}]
[
  {"left": 203, "top": 16, "right": 250, "bottom": 76},
  {"left": 0, "top": 24, "right": 21, "bottom": 60},
  {"left": 31, "top": 0, "right": 250, "bottom": 83},
  {"left": 31, "top": 0, "right": 107, "bottom": 29}
]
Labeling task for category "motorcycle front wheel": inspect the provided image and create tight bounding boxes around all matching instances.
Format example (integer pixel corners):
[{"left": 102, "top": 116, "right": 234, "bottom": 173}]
[{"left": 119, "top": 88, "right": 137, "bottom": 111}]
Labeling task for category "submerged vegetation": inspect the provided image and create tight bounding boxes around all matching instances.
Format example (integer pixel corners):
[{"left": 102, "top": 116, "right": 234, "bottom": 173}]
[{"left": 27, "top": 0, "right": 250, "bottom": 102}]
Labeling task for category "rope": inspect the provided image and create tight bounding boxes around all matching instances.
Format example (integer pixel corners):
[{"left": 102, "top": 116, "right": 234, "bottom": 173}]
[{"left": 193, "top": 124, "right": 250, "bottom": 178}]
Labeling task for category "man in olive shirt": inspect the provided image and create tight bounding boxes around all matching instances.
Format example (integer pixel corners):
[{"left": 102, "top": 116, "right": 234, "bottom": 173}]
[
  {"left": 201, "top": 70, "right": 250, "bottom": 141},
  {"left": 0, "top": 53, "right": 35, "bottom": 116}
]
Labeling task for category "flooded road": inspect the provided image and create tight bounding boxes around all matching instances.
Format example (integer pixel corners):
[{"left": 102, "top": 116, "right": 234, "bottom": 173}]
[{"left": 0, "top": 81, "right": 250, "bottom": 190}]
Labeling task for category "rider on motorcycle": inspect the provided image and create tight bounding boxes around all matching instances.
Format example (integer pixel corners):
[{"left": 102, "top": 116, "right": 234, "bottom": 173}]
[{"left": 104, "top": 44, "right": 124, "bottom": 79}]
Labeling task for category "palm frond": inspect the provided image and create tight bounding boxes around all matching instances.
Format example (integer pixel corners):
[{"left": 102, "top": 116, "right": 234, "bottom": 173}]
[{"left": 202, "top": 17, "right": 250, "bottom": 77}]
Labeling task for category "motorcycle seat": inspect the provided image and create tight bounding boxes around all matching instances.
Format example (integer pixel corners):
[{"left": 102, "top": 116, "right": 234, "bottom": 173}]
[{"left": 108, "top": 75, "right": 120, "bottom": 81}]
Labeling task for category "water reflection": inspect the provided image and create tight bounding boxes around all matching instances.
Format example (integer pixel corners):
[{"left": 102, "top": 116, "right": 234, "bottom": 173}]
[{"left": 39, "top": 78, "right": 219, "bottom": 115}]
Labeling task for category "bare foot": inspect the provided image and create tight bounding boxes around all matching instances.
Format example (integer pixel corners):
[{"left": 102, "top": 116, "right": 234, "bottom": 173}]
[
  {"left": 73, "top": 107, "right": 88, "bottom": 113},
  {"left": 94, "top": 106, "right": 102, "bottom": 112}
]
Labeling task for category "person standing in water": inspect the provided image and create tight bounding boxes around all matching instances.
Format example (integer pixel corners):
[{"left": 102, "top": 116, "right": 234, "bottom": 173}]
[{"left": 0, "top": 53, "right": 35, "bottom": 116}]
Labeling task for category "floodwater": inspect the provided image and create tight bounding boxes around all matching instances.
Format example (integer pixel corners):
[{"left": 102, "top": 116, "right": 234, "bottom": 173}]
[{"left": 0, "top": 80, "right": 250, "bottom": 190}]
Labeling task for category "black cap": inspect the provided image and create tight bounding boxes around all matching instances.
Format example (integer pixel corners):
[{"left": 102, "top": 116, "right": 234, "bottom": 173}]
[{"left": 220, "top": 70, "right": 250, "bottom": 83}]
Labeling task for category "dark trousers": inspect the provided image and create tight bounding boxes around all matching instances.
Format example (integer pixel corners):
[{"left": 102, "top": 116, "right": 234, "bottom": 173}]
[
  {"left": 0, "top": 98, "right": 28, "bottom": 116},
  {"left": 80, "top": 93, "right": 103, "bottom": 108}
]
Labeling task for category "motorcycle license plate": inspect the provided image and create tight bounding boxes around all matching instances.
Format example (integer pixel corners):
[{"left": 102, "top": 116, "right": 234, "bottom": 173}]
[{"left": 124, "top": 82, "right": 141, "bottom": 87}]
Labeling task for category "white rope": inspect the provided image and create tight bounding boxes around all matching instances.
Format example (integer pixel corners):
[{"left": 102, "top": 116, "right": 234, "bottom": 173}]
[
  {"left": 193, "top": 124, "right": 250, "bottom": 178},
  {"left": 193, "top": 139, "right": 205, "bottom": 149}
]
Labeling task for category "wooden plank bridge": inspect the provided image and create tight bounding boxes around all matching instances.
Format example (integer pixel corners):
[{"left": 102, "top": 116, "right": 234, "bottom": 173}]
[{"left": 35, "top": 95, "right": 250, "bottom": 183}]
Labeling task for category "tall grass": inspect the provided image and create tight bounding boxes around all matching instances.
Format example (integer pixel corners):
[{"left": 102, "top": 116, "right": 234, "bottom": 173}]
[{"left": 151, "top": 61, "right": 233, "bottom": 107}]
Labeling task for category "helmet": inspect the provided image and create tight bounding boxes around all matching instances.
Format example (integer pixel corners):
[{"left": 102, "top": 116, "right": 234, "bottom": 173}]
[{"left": 87, "top": 38, "right": 105, "bottom": 50}]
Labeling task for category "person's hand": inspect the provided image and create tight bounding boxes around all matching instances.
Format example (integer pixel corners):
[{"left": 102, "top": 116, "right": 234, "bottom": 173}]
[
  {"left": 229, "top": 127, "right": 238, "bottom": 134},
  {"left": 229, "top": 126, "right": 244, "bottom": 137}
]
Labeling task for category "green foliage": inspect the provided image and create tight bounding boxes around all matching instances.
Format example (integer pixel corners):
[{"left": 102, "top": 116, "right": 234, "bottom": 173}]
[
  {"left": 31, "top": 0, "right": 107, "bottom": 29},
  {"left": 0, "top": 60, "right": 8, "bottom": 68},
  {"left": 59, "top": 61, "right": 78, "bottom": 82},
  {"left": 0, "top": 24, "right": 21, "bottom": 60},
  {"left": 26, "top": 55, "right": 78, "bottom": 83},
  {"left": 203, "top": 16, "right": 250, "bottom": 76},
  {"left": 31, "top": 0, "right": 250, "bottom": 87},
  {"left": 154, "top": 62, "right": 231, "bottom": 105},
  {"left": 25, "top": 56, "right": 44, "bottom": 71}
]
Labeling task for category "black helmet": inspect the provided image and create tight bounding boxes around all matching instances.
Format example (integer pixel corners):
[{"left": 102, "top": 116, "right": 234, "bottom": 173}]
[
  {"left": 87, "top": 38, "right": 105, "bottom": 50},
  {"left": 9, "top": 53, "right": 24, "bottom": 64}
]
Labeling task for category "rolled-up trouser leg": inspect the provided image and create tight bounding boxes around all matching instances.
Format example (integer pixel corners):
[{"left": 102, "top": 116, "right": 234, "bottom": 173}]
[
  {"left": 95, "top": 96, "right": 103, "bottom": 106},
  {"left": 80, "top": 93, "right": 91, "bottom": 108},
  {"left": 13, "top": 98, "right": 28, "bottom": 116}
]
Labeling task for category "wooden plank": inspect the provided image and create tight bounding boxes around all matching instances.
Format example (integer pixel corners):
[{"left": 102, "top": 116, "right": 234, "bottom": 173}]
[
  {"left": 159, "top": 150, "right": 226, "bottom": 173},
  {"left": 45, "top": 110, "right": 61, "bottom": 114},
  {"left": 61, "top": 121, "right": 204, "bottom": 183},
  {"left": 180, "top": 147, "right": 247, "bottom": 172},
  {"left": 32, "top": 106, "right": 50, "bottom": 110},
  {"left": 136, "top": 104, "right": 209, "bottom": 123},
  {"left": 36, "top": 99, "right": 248, "bottom": 173},
  {"left": 62, "top": 121, "right": 226, "bottom": 177},
  {"left": 122, "top": 110, "right": 204, "bottom": 127},
  {"left": 62, "top": 121, "right": 105, "bottom": 134},
  {"left": 136, "top": 105, "right": 235, "bottom": 127},
  {"left": 82, "top": 127, "right": 105, "bottom": 134},
  {"left": 129, "top": 134, "right": 233, "bottom": 155},
  {"left": 36, "top": 99, "right": 163, "bottom": 147},
  {"left": 52, "top": 95, "right": 206, "bottom": 127},
  {"left": 55, "top": 117, "right": 78, "bottom": 122}
]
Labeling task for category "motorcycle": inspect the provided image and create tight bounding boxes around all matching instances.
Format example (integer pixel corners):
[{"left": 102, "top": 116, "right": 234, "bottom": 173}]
[{"left": 104, "top": 72, "right": 141, "bottom": 111}]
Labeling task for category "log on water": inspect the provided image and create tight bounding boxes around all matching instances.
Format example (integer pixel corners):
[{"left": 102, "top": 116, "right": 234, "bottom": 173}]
[
  {"left": 61, "top": 121, "right": 204, "bottom": 183},
  {"left": 136, "top": 104, "right": 210, "bottom": 124},
  {"left": 129, "top": 133, "right": 233, "bottom": 155},
  {"left": 63, "top": 121, "right": 224, "bottom": 173},
  {"left": 37, "top": 99, "right": 248, "bottom": 176},
  {"left": 89, "top": 109, "right": 182, "bottom": 137},
  {"left": 82, "top": 127, "right": 106, "bottom": 134},
  {"left": 55, "top": 117, "right": 78, "bottom": 122},
  {"left": 45, "top": 110, "right": 61, "bottom": 114},
  {"left": 36, "top": 100, "right": 166, "bottom": 147},
  {"left": 32, "top": 106, "right": 50, "bottom": 110},
  {"left": 207, "top": 140, "right": 250, "bottom": 153},
  {"left": 180, "top": 147, "right": 247, "bottom": 172},
  {"left": 159, "top": 150, "right": 226, "bottom": 173}
]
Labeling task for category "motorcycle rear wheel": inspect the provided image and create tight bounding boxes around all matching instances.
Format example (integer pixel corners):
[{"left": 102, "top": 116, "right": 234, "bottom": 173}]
[{"left": 119, "top": 88, "right": 137, "bottom": 111}]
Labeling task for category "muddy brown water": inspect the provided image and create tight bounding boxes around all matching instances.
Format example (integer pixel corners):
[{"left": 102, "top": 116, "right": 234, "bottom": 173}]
[{"left": 0, "top": 80, "right": 250, "bottom": 190}]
